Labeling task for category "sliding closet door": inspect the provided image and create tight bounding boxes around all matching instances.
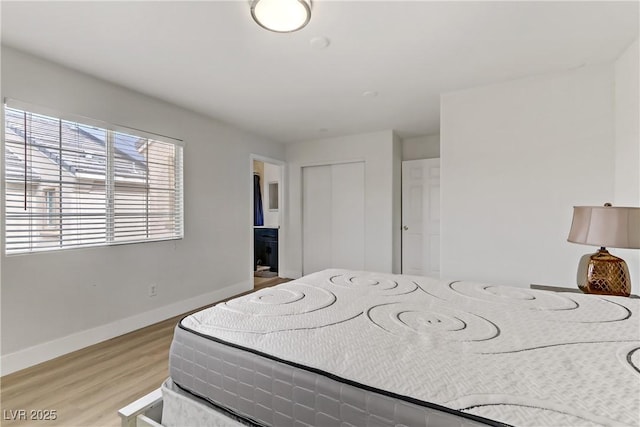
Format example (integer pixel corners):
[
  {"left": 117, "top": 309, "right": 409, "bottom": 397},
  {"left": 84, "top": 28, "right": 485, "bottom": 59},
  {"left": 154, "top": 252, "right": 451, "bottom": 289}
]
[
  {"left": 302, "top": 165, "right": 332, "bottom": 275},
  {"left": 302, "top": 162, "right": 365, "bottom": 275},
  {"left": 330, "top": 163, "right": 365, "bottom": 269}
]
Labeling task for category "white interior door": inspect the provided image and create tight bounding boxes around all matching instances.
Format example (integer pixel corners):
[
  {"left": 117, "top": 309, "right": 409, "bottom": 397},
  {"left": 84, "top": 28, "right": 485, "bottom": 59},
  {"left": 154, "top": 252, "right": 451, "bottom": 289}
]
[
  {"left": 402, "top": 158, "right": 440, "bottom": 277},
  {"left": 302, "top": 162, "right": 365, "bottom": 275}
]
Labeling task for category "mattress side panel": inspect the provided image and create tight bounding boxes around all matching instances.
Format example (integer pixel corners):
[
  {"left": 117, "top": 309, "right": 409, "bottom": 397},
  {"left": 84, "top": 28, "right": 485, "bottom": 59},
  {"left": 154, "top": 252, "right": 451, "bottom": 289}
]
[{"left": 169, "top": 325, "right": 493, "bottom": 427}]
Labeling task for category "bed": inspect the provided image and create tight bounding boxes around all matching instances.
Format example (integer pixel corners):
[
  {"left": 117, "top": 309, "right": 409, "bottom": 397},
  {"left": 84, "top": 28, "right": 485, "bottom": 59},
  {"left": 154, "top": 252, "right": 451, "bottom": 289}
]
[{"left": 144, "top": 269, "right": 639, "bottom": 426}]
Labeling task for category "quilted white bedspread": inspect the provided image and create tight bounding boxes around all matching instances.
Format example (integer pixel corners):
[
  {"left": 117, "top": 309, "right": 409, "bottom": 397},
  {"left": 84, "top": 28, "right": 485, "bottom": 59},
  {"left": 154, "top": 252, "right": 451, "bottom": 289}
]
[{"left": 182, "top": 269, "right": 640, "bottom": 426}]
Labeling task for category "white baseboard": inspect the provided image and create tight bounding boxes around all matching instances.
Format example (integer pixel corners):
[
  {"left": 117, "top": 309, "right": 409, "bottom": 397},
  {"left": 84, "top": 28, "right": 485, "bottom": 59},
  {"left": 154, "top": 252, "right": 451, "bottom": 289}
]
[
  {"left": 0, "top": 280, "right": 251, "bottom": 376},
  {"left": 280, "top": 270, "right": 302, "bottom": 280}
]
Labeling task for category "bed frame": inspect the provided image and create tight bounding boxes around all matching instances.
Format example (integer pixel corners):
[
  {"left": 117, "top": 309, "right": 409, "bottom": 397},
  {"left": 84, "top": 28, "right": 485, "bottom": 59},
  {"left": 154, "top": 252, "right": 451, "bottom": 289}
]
[
  {"left": 118, "top": 389, "right": 163, "bottom": 427},
  {"left": 119, "top": 381, "right": 249, "bottom": 427}
]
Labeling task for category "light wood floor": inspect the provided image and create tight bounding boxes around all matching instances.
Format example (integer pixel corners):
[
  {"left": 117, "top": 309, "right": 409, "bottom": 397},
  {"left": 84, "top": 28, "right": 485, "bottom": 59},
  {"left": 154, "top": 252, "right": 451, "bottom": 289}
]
[{"left": 0, "top": 277, "right": 289, "bottom": 427}]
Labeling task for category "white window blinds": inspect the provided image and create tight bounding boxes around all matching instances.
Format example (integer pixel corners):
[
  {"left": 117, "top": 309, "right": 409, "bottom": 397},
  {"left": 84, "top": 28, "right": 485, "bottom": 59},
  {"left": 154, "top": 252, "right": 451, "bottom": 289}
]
[{"left": 4, "top": 105, "right": 184, "bottom": 254}]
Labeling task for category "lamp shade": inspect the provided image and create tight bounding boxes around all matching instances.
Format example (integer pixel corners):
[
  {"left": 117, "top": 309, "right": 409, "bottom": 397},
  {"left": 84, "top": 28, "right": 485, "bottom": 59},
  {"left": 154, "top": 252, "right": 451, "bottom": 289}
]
[
  {"left": 568, "top": 206, "right": 640, "bottom": 249},
  {"left": 251, "top": 0, "right": 311, "bottom": 33}
]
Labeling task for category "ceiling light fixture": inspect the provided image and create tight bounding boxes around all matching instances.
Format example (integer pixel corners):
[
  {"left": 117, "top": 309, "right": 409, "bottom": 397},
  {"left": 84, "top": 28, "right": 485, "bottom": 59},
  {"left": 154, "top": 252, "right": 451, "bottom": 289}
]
[{"left": 251, "top": 0, "right": 312, "bottom": 33}]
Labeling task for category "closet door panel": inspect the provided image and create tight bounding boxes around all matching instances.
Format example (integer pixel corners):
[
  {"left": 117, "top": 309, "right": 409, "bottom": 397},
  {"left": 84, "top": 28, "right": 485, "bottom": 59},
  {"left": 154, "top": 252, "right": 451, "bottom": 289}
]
[
  {"left": 302, "top": 165, "right": 332, "bottom": 275},
  {"left": 330, "top": 162, "right": 365, "bottom": 270}
]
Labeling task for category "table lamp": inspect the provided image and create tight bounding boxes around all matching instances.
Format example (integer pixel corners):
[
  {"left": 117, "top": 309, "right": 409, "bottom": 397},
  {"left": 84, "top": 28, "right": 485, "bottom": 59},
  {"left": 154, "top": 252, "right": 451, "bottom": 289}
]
[{"left": 567, "top": 203, "right": 640, "bottom": 297}]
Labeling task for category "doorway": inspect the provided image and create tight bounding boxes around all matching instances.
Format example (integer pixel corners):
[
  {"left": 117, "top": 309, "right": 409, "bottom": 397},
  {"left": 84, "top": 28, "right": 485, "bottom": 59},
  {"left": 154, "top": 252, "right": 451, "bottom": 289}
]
[
  {"left": 251, "top": 155, "right": 285, "bottom": 289},
  {"left": 401, "top": 158, "right": 440, "bottom": 277}
]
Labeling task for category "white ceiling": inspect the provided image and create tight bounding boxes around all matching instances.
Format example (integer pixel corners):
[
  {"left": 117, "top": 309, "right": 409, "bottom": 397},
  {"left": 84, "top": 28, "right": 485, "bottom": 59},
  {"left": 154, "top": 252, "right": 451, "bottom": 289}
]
[{"left": 1, "top": 1, "right": 638, "bottom": 144}]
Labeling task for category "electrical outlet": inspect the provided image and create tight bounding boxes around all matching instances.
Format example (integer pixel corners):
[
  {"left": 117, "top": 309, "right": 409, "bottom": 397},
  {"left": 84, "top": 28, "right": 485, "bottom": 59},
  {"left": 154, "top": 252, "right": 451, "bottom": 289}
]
[{"left": 148, "top": 284, "right": 158, "bottom": 297}]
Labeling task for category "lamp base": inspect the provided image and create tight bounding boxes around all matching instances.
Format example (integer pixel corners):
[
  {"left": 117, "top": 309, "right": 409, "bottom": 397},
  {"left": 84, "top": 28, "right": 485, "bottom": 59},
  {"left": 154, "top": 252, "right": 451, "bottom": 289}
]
[{"left": 577, "top": 248, "right": 631, "bottom": 297}]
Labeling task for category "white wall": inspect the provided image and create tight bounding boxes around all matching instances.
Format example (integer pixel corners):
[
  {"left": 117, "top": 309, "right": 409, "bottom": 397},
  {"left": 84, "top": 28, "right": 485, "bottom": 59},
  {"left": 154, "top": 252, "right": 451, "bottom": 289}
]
[
  {"left": 392, "top": 132, "right": 402, "bottom": 274},
  {"left": 440, "top": 64, "right": 619, "bottom": 289},
  {"left": 283, "top": 130, "right": 397, "bottom": 278},
  {"left": 0, "top": 47, "right": 284, "bottom": 373},
  {"left": 614, "top": 39, "right": 640, "bottom": 289},
  {"left": 402, "top": 134, "right": 440, "bottom": 160}
]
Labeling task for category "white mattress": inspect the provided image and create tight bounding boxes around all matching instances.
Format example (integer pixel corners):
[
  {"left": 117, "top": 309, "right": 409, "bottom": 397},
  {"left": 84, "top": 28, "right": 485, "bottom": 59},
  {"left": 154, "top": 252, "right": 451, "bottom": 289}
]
[{"left": 179, "top": 269, "right": 640, "bottom": 426}]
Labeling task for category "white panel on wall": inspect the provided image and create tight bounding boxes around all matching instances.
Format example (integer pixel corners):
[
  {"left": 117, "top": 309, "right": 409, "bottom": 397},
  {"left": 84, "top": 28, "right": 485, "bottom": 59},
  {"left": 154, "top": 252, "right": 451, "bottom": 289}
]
[
  {"left": 613, "top": 38, "right": 640, "bottom": 293},
  {"left": 392, "top": 132, "right": 403, "bottom": 274},
  {"left": 440, "top": 64, "right": 616, "bottom": 288}
]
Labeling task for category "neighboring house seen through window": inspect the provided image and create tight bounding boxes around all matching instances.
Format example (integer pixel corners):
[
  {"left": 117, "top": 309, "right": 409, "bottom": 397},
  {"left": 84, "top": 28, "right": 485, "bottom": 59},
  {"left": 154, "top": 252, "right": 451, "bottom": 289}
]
[{"left": 3, "top": 105, "right": 184, "bottom": 254}]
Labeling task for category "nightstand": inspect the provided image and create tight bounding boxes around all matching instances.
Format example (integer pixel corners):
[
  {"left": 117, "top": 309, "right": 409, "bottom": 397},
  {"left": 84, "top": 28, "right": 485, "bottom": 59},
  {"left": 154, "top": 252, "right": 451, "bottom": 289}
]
[{"left": 530, "top": 284, "right": 639, "bottom": 298}]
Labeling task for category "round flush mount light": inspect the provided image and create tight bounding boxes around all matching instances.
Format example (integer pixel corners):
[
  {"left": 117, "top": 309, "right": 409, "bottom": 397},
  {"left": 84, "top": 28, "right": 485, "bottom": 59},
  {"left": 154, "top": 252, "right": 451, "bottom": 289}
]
[{"left": 251, "top": 0, "right": 312, "bottom": 33}]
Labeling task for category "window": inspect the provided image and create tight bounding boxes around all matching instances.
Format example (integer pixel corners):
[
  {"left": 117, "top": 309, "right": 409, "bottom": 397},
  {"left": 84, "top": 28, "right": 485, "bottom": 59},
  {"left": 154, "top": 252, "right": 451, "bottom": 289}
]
[
  {"left": 4, "top": 104, "right": 184, "bottom": 254},
  {"left": 43, "top": 188, "right": 59, "bottom": 227}
]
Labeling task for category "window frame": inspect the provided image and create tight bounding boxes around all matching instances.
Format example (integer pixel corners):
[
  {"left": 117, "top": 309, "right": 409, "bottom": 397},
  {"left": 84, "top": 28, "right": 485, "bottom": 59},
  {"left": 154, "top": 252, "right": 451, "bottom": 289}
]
[{"left": 2, "top": 99, "right": 184, "bottom": 255}]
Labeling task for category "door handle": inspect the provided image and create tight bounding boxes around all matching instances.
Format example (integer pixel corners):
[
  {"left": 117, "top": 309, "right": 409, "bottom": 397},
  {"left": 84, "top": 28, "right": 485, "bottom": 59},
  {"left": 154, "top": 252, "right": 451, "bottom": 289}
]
[{"left": 403, "top": 226, "right": 408, "bottom": 231}]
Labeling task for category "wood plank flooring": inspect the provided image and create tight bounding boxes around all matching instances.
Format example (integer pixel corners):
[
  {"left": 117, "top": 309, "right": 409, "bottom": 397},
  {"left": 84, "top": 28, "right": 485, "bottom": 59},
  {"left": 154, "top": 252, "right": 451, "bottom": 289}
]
[{"left": 0, "top": 277, "right": 290, "bottom": 427}]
